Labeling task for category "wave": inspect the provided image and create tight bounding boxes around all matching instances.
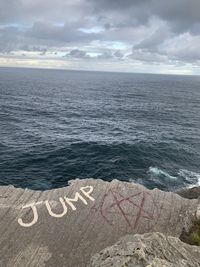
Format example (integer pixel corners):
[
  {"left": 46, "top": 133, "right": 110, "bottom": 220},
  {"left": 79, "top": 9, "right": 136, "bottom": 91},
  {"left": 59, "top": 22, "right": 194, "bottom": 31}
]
[
  {"left": 147, "top": 166, "right": 200, "bottom": 189},
  {"left": 178, "top": 169, "right": 200, "bottom": 187},
  {"left": 148, "top": 167, "right": 177, "bottom": 180}
]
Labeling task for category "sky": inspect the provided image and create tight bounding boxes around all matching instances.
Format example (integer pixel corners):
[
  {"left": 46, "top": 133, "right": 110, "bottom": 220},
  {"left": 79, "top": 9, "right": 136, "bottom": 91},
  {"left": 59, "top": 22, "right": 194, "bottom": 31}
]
[{"left": 0, "top": 0, "right": 200, "bottom": 74}]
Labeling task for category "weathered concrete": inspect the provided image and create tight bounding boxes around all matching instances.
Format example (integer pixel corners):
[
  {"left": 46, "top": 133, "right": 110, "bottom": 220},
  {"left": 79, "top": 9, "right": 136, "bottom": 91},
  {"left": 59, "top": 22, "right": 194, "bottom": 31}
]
[
  {"left": 0, "top": 179, "right": 199, "bottom": 267},
  {"left": 89, "top": 232, "right": 200, "bottom": 267}
]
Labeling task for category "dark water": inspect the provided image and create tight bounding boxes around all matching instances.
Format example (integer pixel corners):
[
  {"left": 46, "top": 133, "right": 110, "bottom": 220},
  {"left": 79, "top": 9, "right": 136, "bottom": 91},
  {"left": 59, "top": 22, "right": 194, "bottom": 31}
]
[{"left": 0, "top": 67, "right": 200, "bottom": 191}]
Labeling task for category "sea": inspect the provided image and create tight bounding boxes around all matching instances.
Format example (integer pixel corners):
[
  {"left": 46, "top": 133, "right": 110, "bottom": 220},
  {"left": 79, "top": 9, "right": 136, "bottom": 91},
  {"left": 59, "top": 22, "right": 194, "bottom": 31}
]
[{"left": 0, "top": 67, "right": 200, "bottom": 191}]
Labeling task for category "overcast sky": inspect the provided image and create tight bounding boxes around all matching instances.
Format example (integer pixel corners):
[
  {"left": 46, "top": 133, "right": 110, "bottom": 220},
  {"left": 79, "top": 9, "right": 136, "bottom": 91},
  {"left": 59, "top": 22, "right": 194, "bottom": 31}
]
[{"left": 0, "top": 0, "right": 200, "bottom": 74}]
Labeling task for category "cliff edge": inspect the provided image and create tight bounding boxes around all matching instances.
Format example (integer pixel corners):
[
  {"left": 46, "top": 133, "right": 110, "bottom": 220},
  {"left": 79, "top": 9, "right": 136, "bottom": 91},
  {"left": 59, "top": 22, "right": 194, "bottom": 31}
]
[{"left": 0, "top": 179, "right": 199, "bottom": 266}]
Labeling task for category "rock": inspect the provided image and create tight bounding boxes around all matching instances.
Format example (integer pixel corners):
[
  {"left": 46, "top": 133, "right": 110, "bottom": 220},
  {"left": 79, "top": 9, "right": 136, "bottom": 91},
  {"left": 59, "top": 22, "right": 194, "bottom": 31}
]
[
  {"left": 196, "top": 205, "right": 200, "bottom": 220},
  {"left": 0, "top": 179, "right": 199, "bottom": 266},
  {"left": 88, "top": 232, "right": 200, "bottom": 267},
  {"left": 176, "top": 186, "right": 200, "bottom": 200}
]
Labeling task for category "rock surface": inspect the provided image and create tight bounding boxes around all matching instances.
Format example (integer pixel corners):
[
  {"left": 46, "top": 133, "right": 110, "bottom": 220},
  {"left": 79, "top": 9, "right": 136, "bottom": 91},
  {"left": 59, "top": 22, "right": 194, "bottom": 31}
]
[
  {"left": 0, "top": 179, "right": 199, "bottom": 267},
  {"left": 176, "top": 186, "right": 200, "bottom": 200},
  {"left": 88, "top": 232, "right": 200, "bottom": 267}
]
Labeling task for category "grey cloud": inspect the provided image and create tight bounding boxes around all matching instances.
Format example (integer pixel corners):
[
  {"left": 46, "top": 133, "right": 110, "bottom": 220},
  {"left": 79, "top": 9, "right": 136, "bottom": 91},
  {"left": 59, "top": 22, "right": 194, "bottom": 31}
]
[
  {"left": 20, "top": 45, "right": 47, "bottom": 52},
  {"left": 88, "top": 0, "right": 200, "bottom": 34},
  {"left": 0, "top": 25, "right": 51, "bottom": 53},
  {"left": 26, "top": 21, "right": 100, "bottom": 43},
  {"left": 113, "top": 50, "right": 124, "bottom": 58},
  {"left": 0, "top": 0, "right": 200, "bottom": 68},
  {"left": 0, "top": 26, "right": 22, "bottom": 52},
  {"left": 129, "top": 49, "right": 168, "bottom": 63},
  {"left": 0, "top": 0, "right": 21, "bottom": 23},
  {"left": 97, "top": 50, "right": 124, "bottom": 59},
  {"left": 0, "top": 21, "right": 101, "bottom": 53},
  {"left": 104, "top": 23, "right": 111, "bottom": 30},
  {"left": 129, "top": 33, "right": 200, "bottom": 64},
  {"left": 88, "top": 0, "right": 147, "bottom": 11},
  {"left": 97, "top": 51, "right": 113, "bottom": 59},
  {"left": 2, "top": 0, "right": 200, "bottom": 34},
  {"left": 134, "top": 27, "right": 171, "bottom": 51},
  {"left": 153, "top": 0, "right": 200, "bottom": 33},
  {"left": 20, "top": 44, "right": 31, "bottom": 51},
  {"left": 65, "top": 49, "right": 89, "bottom": 59},
  {"left": 0, "top": 0, "right": 90, "bottom": 23},
  {"left": 168, "top": 38, "right": 200, "bottom": 63},
  {"left": 64, "top": 49, "right": 124, "bottom": 60},
  {"left": 39, "top": 48, "right": 47, "bottom": 55}
]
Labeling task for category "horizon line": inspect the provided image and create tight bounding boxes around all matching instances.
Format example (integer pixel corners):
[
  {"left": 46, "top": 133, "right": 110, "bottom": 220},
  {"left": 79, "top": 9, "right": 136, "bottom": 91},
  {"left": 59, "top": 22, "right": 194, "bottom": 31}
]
[{"left": 0, "top": 65, "right": 199, "bottom": 77}]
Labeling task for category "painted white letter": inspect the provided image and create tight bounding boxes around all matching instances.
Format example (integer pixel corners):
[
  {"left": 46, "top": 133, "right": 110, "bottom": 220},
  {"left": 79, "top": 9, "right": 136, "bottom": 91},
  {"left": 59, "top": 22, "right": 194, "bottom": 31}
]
[
  {"left": 80, "top": 186, "right": 95, "bottom": 201},
  {"left": 18, "top": 202, "right": 38, "bottom": 227},
  {"left": 45, "top": 197, "right": 67, "bottom": 218},
  {"left": 64, "top": 192, "right": 87, "bottom": 211}
]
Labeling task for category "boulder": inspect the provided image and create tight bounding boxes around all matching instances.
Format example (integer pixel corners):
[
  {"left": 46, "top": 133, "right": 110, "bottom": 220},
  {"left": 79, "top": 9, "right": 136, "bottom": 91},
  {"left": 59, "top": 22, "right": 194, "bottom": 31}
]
[
  {"left": 89, "top": 232, "right": 200, "bottom": 267},
  {"left": 176, "top": 186, "right": 200, "bottom": 200}
]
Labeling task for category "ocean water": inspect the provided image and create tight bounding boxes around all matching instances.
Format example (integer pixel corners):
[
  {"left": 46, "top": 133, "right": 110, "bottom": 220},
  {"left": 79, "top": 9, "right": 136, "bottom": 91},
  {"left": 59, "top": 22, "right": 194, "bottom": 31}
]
[{"left": 0, "top": 67, "right": 200, "bottom": 191}]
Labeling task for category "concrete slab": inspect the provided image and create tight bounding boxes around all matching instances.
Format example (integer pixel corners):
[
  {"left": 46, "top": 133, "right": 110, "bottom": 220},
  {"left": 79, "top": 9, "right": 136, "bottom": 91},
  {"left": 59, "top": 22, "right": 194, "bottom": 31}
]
[{"left": 0, "top": 179, "right": 199, "bottom": 267}]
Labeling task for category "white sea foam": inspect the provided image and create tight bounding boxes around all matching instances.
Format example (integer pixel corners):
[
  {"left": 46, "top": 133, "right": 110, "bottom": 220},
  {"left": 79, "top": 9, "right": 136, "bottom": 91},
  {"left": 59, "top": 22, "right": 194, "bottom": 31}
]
[
  {"left": 129, "top": 167, "right": 200, "bottom": 189},
  {"left": 148, "top": 167, "right": 177, "bottom": 180},
  {"left": 178, "top": 169, "right": 200, "bottom": 188},
  {"left": 129, "top": 178, "right": 135, "bottom": 183}
]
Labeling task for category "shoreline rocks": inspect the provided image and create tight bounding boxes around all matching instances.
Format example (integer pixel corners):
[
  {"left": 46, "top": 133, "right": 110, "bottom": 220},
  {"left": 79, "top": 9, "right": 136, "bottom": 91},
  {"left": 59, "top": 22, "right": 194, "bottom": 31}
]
[
  {"left": 176, "top": 186, "right": 200, "bottom": 200},
  {"left": 0, "top": 179, "right": 199, "bottom": 266},
  {"left": 88, "top": 232, "right": 200, "bottom": 267}
]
